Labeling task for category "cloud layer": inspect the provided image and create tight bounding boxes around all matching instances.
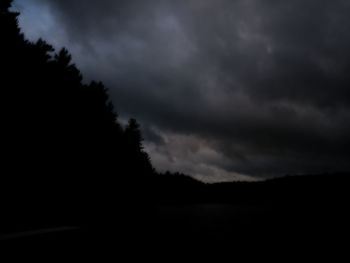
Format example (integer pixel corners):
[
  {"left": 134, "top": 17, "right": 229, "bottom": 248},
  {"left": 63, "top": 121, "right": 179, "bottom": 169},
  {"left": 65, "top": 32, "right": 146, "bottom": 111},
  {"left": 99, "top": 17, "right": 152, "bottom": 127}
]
[{"left": 15, "top": 0, "right": 350, "bottom": 180}]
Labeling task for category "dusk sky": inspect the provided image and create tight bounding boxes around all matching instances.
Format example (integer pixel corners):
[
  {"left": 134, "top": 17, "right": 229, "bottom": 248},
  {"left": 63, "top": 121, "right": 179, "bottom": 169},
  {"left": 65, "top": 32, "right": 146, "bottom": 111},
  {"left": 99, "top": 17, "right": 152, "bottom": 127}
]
[{"left": 13, "top": 0, "right": 350, "bottom": 182}]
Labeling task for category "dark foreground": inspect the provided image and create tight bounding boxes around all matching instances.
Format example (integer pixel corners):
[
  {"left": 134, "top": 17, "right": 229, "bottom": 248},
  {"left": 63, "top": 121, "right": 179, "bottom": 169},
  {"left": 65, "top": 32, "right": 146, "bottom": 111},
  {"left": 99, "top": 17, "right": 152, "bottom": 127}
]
[
  {"left": 2, "top": 204, "right": 346, "bottom": 259},
  {"left": 1, "top": 174, "right": 349, "bottom": 260}
]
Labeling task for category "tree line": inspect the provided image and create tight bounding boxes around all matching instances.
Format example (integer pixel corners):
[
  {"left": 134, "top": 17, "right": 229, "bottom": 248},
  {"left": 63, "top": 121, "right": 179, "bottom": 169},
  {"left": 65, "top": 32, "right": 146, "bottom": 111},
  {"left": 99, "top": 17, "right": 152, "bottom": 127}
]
[{"left": 1, "top": 0, "right": 160, "bottom": 224}]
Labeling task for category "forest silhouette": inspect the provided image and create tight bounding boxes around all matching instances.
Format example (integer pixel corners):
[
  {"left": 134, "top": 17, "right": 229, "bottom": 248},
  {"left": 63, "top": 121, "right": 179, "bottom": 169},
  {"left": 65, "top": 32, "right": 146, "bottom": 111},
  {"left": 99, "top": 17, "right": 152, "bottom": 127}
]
[
  {"left": 1, "top": 1, "right": 350, "bottom": 254},
  {"left": 1, "top": 0, "right": 208, "bottom": 230},
  {"left": 1, "top": 0, "right": 161, "bottom": 228}
]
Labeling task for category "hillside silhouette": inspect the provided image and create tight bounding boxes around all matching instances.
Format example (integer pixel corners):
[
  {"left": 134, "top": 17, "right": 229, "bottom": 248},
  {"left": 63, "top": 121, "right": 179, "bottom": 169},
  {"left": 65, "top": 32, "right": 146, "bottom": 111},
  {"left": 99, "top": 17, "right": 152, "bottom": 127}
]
[
  {"left": 1, "top": 0, "right": 208, "bottom": 231},
  {"left": 1, "top": 0, "right": 156, "bottom": 228},
  {"left": 1, "top": 1, "right": 349, "bottom": 257}
]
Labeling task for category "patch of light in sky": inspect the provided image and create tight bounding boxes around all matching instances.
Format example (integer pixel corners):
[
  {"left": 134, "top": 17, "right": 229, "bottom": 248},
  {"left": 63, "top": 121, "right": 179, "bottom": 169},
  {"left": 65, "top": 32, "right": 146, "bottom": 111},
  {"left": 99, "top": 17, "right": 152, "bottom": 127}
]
[{"left": 13, "top": 0, "right": 66, "bottom": 48}]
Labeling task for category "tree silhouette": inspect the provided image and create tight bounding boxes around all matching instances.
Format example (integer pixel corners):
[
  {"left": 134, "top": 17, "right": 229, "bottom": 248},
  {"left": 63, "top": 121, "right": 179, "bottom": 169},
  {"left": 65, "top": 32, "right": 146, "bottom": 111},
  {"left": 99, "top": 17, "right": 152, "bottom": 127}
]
[
  {"left": 1, "top": 0, "right": 23, "bottom": 43},
  {"left": 122, "top": 118, "right": 155, "bottom": 185},
  {"left": 0, "top": 0, "right": 156, "bottom": 227},
  {"left": 125, "top": 119, "right": 144, "bottom": 152}
]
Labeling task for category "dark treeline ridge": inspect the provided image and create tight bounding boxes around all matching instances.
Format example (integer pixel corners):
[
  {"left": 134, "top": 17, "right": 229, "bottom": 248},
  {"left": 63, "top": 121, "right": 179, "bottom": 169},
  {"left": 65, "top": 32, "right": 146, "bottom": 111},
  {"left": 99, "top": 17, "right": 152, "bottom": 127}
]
[
  {"left": 154, "top": 172, "right": 350, "bottom": 205},
  {"left": 1, "top": 0, "right": 156, "bottom": 230},
  {"left": 1, "top": 1, "right": 349, "bottom": 237},
  {"left": 0, "top": 0, "right": 200, "bottom": 232}
]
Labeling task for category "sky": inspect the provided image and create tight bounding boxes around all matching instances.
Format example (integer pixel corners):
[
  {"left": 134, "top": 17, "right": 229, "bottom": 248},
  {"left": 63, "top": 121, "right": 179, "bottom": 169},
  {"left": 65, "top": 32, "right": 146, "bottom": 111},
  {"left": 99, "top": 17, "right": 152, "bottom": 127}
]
[{"left": 13, "top": 0, "right": 350, "bottom": 182}]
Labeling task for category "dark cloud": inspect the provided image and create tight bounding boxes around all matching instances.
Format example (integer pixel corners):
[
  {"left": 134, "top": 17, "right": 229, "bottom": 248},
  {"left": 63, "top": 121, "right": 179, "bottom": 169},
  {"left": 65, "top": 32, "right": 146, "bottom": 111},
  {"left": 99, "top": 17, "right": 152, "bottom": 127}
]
[{"left": 16, "top": 0, "right": 350, "bottom": 180}]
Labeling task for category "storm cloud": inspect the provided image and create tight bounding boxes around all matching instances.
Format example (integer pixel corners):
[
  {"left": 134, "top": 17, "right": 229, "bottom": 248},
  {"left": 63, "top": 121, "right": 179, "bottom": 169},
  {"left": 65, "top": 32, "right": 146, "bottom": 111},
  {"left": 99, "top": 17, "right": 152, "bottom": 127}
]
[{"left": 15, "top": 0, "right": 350, "bottom": 181}]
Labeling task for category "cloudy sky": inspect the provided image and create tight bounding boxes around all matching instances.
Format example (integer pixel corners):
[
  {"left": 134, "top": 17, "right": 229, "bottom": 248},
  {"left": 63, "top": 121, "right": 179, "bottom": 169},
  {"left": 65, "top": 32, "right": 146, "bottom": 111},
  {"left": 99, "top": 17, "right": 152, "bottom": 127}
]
[{"left": 13, "top": 0, "right": 350, "bottom": 182}]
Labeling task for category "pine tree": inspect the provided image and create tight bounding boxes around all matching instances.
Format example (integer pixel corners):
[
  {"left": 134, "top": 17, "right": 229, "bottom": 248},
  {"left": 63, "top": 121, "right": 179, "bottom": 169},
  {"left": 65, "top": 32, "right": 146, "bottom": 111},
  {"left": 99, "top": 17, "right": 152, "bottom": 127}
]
[{"left": 125, "top": 118, "right": 144, "bottom": 152}]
